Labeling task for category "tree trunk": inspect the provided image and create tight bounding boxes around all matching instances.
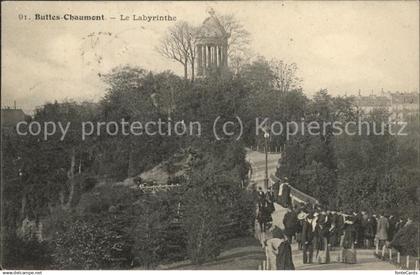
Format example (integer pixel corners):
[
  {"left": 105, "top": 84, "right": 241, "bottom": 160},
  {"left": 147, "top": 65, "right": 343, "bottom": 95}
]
[
  {"left": 20, "top": 195, "right": 27, "bottom": 220},
  {"left": 183, "top": 59, "right": 188, "bottom": 79},
  {"left": 78, "top": 158, "right": 82, "bottom": 174},
  {"left": 59, "top": 190, "right": 65, "bottom": 208},
  {"left": 128, "top": 140, "right": 136, "bottom": 177},
  {"left": 191, "top": 57, "right": 195, "bottom": 82},
  {"left": 65, "top": 148, "right": 76, "bottom": 209}
]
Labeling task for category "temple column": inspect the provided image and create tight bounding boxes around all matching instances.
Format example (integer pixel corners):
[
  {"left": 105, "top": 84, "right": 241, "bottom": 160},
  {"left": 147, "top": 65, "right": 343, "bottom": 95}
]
[
  {"left": 218, "top": 46, "right": 222, "bottom": 67},
  {"left": 221, "top": 46, "right": 225, "bottom": 66},
  {"left": 207, "top": 45, "right": 211, "bottom": 67},
  {"left": 197, "top": 44, "right": 203, "bottom": 75},
  {"left": 213, "top": 46, "right": 217, "bottom": 67},
  {"left": 210, "top": 46, "right": 214, "bottom": 66},
  {"left": 215, "top": 46, "right": 218, "bottom": 67},
  {"left": 203, "top": 45, "right": 207, "bottom": 74},
  {"left": 216, "top": 46, "right": 219, "bottom": 67}
]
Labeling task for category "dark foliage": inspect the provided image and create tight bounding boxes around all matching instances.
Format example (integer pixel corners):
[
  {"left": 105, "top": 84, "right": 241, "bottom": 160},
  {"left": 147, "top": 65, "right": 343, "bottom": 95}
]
[
  {"left": 390, "top": 223, "right": 420, "bottom": 256},
  {"left": 2, "top": 232, "right": 53, "bottom": 269}
]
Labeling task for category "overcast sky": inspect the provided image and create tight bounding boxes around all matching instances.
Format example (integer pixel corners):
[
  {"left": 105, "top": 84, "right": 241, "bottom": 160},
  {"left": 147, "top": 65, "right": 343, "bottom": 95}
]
[{"left": 2, "top": 1, "right": 419, "bottom": 113}]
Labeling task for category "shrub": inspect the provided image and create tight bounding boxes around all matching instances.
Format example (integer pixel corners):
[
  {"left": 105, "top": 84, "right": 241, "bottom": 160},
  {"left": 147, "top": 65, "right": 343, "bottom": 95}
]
[
  {"left": 51, "top": 214, "right": 133, "bottom": 269},
  {"left": 130, "top": 192, "right": 186, "bottom": 268},
  {"left": 50, "top": 184, "right": 186, "bottom": 269},
  {"left": 2, "top": 232, "right": 52, "bottom": 269},
  {"left": 181, "top": 145, "right": 256, "bottom": 264},
  {"left": 390, "top": 222, "right": 420, "bottom": 257}
]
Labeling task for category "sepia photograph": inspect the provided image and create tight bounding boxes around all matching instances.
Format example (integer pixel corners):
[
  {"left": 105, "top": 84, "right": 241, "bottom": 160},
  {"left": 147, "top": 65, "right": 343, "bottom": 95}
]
[{"left": 1, "top": 1, "right": 419, "bottom": 272}]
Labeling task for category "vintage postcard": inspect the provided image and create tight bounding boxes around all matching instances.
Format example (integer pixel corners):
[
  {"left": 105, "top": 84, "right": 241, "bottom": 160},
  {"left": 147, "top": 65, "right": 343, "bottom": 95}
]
[{"left": 1, "top": 1, "right": 419, "bottom": 272}]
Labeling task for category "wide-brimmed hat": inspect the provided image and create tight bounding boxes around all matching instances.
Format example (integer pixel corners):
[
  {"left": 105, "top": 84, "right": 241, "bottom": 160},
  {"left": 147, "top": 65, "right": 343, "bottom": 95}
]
[{"left": 298, "top": 212, "right": 308, "bottom": 220}]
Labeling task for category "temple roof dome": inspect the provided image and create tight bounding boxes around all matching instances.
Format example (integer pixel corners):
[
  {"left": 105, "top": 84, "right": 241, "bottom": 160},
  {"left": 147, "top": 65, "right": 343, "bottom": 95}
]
[{"left": 196, "top": 9, "right": 229, "bottom": 39}]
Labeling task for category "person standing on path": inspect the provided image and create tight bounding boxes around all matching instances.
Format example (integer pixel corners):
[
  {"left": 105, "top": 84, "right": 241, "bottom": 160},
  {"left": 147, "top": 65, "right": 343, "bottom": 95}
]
[
  {"left": 283, "top": 207, "right": 298, "bottom": 242},
  {"left": 388, "top": 215, "right": 397, "bottom": 242},
  {"left": 302, "top": 213, "right": 315, "bottom": 264},
  {"left": 328, "top": 211, "right": 338, "bottom": 249},
  {"left": 265, "top": 226, "right": 284, "bottom": 270},
  {"left": 257, "top": 201, "right": 273, "bottom": 233},
  {"left": 316, "top": 210, "right": 331, "bottom": 264},
  {"left": 296, "top": 212, "right": 305, "bottom": 250},
  {"left": 266, "top": 189, "right": 276, "bottom": 215},
  {"left": 376, "top": 213, "right": 389, "bottom": 250},
  {"left": 276, "top": 236, "right": 295, "bottom": 270},
  {"left": 278, "top": 179, "right": 292, "bottom": 208},
  {"left": 340, "top": 214, "right": 357, "bottom": 264},
  {"left": 364, "top": 213, "right": 376, "bottom": 248},
  {"left": 257, "top": 187, "right": 266, "bottom": 210}
]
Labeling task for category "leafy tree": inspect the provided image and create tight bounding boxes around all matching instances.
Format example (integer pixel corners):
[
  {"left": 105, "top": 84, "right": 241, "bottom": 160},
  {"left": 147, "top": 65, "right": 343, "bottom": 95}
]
[{"left": 181, "top": 142, "right": 254, "bottom": 264}]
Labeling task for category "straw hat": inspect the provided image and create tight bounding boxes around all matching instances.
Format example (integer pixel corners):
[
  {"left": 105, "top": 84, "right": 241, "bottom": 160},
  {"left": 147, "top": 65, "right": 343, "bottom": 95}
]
[{"left": 298, "top": 212, "right": 308, "bottom": 220}]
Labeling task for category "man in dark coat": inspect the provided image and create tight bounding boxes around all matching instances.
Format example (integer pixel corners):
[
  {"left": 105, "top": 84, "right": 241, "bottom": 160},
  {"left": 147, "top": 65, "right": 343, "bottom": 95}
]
[
  {"left": 272, "top": 181, "right": 280, "bottom": 202},
  {"left": 360, "top": 211, "right": 369, "bottom": 248},
  {"left": 283, "top": 208, "right": 298, "bottom": 242},
  {"left": 258, "top": 204, "right": 271, "bottom": 233},
  {"left": 364, "top": 214, "right": 376, "bottom": 248},
  {"left": 257, "top": 187, "right": 265, "bottom": 210},
  {"left": 395, "top": 217, "right": 405, "bottom": 234},
  {"left": 302, "top": 213, "right": 315, "bottom": 264},
  {"left": 279, "top": 181, "right": 292, "bottom": 208},
  {"left": 337, "top": 211, "right": 345, "bottom": 247},
  {"left": 328, "top": 211, "right": 338, "bottom": 248},
  {"left": 296, "top": 215, "right": 304, "bottom": 250},
  {"left": 353, "top": 212, "right": 363, "bottom": 248},
  {"left": 316, "top": 211, "right": 331, "bottom": 263},
  {"left": 388, "top": 215, "right": 397, "bottom": 242},
  {"left": 266, "top": 190, "right": 276, "bottom": 214}
]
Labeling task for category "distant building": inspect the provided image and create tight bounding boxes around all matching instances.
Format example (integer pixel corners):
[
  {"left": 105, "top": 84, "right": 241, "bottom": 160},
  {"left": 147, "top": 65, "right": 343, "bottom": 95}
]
[
  {"left": 389, "top": 92, "right": 419, "bottom": 121},
  {"left": 354, "top": 95, "right": 391, "bottom": 113},
  {"left": 195, "top": 9, "right": 229, "bottom": 77},
  {"left": 353, "top": 91, "right": 419, "bottom": 122}
]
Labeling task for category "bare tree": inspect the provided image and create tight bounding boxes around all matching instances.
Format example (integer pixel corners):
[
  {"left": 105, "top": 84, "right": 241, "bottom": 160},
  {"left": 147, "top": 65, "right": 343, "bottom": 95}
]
[
  {"left": 218, "top": 14, "right": 251, "bottom": 60},
  {"left": 186, "top": 29, "right": 197, "bottom": 81},
  {"left": 157, "top": 14, "right": 249, "bottom": 80},
  {"left": 156, "top": 21, "right": 196, "bottom": 80},
  {"left": 270, "top": 59, "right": 302, "bottom": 94}
]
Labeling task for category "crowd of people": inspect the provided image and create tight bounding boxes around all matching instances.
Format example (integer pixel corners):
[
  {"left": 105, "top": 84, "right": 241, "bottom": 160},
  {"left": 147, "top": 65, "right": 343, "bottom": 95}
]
[{"left": 255, "top": 182, "right": 414, "bottom": 269}]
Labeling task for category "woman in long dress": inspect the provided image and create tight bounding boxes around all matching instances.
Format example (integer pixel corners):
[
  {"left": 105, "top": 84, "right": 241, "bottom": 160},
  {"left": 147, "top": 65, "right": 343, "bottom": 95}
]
[
  {"left": 277, "top": 238, "right": 295, "bottom": 270},
  {"left": 265, "top": 227, "right": 295, "bottom": 270},
  {"left": 340, "top": 215, "right": 357, "bottom": 264}
]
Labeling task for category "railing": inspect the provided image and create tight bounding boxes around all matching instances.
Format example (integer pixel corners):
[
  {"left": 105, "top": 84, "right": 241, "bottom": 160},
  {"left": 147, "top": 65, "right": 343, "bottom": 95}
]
[
  {"left": 138, "top": 184, "right": 182, "bottom": 192},
  {"left": 249, "top": 145, "right": 282, "bottom": 154},
  {"left": 375, "top": 244, "right": 419, "bottom": 270}
]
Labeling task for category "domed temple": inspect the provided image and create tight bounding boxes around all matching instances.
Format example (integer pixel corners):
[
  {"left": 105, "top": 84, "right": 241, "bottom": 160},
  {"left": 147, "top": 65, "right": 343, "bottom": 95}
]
[{"left": 195, "top": 9, "right": 229, "bottom": 76}]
